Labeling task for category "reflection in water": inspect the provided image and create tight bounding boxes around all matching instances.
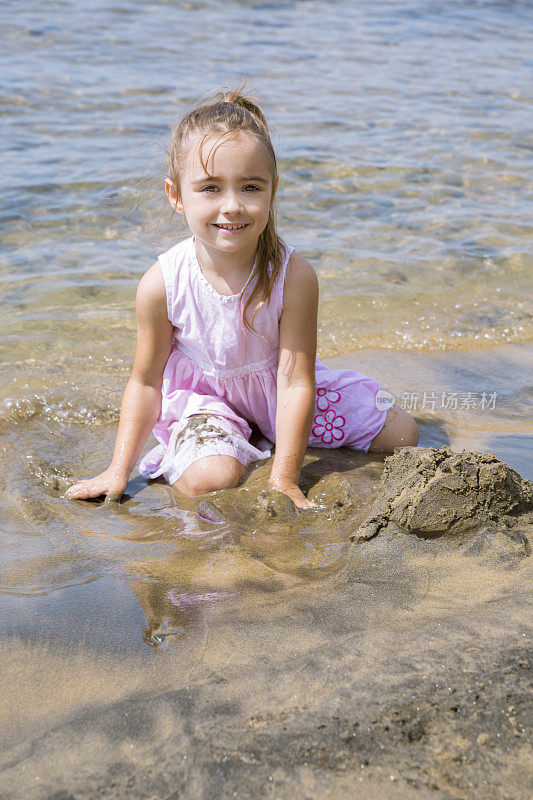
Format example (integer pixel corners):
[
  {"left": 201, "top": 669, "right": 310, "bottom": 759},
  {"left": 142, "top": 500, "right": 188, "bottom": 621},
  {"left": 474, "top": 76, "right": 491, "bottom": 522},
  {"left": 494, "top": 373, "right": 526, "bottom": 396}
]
[
  {"left": 128, "top": 526, "right": 351, "bottom": 648},
  {"left": 122, "top": 459, "right": 365, "bottom": 646}
]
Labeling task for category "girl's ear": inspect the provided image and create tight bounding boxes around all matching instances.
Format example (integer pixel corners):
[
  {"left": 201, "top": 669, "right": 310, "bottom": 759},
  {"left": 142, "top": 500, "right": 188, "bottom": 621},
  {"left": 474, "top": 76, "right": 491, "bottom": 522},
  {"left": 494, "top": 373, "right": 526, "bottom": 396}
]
[{"left": 165, "top": 178, "right": 184, "bottom": 214}]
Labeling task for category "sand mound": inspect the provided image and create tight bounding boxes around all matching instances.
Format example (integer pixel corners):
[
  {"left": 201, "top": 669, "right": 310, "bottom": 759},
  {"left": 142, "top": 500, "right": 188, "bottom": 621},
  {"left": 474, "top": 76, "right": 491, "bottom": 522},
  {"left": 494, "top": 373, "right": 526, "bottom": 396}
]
[{"left": 354, "top": 446, "right": 533, "bottom": 541}]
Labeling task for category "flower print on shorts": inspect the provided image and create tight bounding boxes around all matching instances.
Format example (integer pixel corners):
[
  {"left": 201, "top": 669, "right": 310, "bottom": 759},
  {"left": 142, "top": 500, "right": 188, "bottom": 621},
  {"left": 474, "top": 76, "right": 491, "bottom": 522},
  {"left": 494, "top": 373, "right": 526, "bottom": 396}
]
[
  {"left": 312, "top": 408, "right": 346, "bottom": 444},
  {"left": 316, "top": 387, "right": 341, "bottom": 411}
]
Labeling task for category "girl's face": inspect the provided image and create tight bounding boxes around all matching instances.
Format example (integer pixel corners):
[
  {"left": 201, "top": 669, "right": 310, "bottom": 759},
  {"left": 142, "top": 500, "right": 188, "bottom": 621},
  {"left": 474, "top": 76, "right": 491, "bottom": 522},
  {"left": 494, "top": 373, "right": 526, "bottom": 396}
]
[{"left": 166, "top": 130, "right": 277, "bottom": 260}]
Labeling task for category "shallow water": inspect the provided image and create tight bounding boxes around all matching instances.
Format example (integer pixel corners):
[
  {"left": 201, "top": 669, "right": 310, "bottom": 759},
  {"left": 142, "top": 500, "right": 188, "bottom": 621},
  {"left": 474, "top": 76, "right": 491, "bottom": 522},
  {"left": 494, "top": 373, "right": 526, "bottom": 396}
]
[{"left": 0, "top": 1, "right": 532, "bottom": 795}]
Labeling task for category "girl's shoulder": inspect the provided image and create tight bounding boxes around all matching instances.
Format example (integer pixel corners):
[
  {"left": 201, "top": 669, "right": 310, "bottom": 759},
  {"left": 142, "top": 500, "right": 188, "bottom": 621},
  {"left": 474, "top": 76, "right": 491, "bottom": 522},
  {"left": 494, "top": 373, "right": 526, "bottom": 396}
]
[
  {"left": 283, "top": 248, "right": 318, "bottom": 292},
  {"left": 154, "top": 236, "right": 195, "bottom": 320},
  {"left": 285, "top": 248, "right": 315, "bottom": 275},
  {"left": 158, "top": 236, "right": 194, "bottom": 271},
  {"left": 273, "top": 244, "right": 318, "bottom": 315}
]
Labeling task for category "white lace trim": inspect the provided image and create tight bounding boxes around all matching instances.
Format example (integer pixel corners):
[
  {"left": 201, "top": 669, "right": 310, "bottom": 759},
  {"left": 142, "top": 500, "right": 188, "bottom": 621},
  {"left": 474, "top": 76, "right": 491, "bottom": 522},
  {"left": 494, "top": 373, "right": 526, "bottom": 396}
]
[{"left": 175, "top": 345, "right": 278, "bottom": 379}]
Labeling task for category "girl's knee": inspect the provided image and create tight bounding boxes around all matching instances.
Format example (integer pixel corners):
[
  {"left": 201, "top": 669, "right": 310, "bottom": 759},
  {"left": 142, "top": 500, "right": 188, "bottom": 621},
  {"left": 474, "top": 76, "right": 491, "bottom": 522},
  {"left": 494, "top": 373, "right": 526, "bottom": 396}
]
[
  {"left": 173, "top": 456, "right": 245, "bottom": 496},
  {"left": 369, "top": 405, "right": 418, "bottom": 454},
  {"left": 402, "top": 412, "right": 419, "bottom": 447}
]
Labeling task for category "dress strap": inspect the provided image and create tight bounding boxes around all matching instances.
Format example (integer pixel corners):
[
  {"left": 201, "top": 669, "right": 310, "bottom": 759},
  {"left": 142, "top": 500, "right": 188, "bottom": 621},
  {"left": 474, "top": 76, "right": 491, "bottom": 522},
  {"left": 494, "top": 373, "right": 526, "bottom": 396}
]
[{"left": 157, "top": 237, "right": 194, "bottom": 322}]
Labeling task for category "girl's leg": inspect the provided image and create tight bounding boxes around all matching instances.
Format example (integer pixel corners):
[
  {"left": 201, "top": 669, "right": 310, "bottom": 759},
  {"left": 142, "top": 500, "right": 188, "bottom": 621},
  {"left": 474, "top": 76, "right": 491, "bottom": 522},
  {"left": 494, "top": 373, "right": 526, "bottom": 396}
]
[
  {"left": 172, "top": 455, "right": 246, "bottom": 496},
  {"left": 157, "top": 413, "right": 267, "bottom": 496},
  {"left": 368, "top": 404, "right": 418, "bottom": 455}
]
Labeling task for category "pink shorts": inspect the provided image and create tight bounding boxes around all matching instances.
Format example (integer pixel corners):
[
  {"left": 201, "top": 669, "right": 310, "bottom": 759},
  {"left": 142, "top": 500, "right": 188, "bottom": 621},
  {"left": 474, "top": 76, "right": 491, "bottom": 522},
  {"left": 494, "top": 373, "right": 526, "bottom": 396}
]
[
  {"left": 139, "top": 367, "right": 389, "bottom": 485},
  {"left": 140, "top": 413, "right": 271, "bottom": 486},
  {"left": 309, "top": 365, "right": 389, "bottom": 451}
]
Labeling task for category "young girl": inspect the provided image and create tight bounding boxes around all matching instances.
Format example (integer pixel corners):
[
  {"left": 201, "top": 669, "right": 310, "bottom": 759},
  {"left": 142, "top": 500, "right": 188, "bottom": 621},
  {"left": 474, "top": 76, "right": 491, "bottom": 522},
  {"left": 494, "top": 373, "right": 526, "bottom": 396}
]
[{"left": 66, "top": 89, "right": 418, "bottom": 510}]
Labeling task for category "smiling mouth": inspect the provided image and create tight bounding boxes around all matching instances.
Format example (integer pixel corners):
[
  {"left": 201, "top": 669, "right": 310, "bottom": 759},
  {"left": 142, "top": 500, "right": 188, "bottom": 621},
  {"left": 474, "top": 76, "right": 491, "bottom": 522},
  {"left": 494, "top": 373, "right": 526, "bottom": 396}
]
[{"left": 213, "top": 223, "right": 249, "bottom": 230}]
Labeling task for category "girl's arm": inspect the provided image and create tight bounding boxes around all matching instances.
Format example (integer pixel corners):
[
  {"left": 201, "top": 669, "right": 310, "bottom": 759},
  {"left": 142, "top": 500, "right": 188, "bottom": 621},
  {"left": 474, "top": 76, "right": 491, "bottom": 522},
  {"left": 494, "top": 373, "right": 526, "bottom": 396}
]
[
  {"left": 269, "top": 251, "right": 319, "bottom": 509},
  {"left": 65, "top": 262, "right": 173, "bottom": 501}
]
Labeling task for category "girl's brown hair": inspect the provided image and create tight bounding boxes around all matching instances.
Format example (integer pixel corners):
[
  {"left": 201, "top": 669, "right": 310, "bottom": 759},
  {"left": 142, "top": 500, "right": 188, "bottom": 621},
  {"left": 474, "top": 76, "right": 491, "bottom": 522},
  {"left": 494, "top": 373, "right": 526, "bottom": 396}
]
[{"left": 167, "top": 86, "right": 286, "bottom": 332}]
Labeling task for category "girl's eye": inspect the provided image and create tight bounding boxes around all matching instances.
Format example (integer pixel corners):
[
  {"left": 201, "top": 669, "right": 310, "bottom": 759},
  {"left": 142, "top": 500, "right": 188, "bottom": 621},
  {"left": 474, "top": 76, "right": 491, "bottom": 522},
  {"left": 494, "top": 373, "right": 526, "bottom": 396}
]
[
  {"left": 243, "top": 184, "right": 260, "bottom": 192},
  {"left": 201, "top": 185, "right": 219, "bottom": 193}
]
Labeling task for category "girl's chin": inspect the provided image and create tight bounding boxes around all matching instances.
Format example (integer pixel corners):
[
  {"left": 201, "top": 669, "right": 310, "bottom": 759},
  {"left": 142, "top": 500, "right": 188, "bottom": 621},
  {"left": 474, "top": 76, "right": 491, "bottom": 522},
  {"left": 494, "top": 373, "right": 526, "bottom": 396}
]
[
  {"left": 194, "top": 229, "right": 259, "bottom": 253},
  {"left": 211, "top": 242, "right": 255, "bottom": 255},
  {"left": 211, "top": 225, "right": 251, "bottom": 236},
  {"left": 205, "top": 230, "right": 256, "bottom": 247}
]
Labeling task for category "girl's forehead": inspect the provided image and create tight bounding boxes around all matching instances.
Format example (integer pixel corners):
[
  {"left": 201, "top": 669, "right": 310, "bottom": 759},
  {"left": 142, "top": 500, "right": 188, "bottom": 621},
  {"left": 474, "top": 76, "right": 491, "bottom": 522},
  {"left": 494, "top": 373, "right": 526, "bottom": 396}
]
[{"left": 183, "top": 130, "right": 272, "bottom": 177}]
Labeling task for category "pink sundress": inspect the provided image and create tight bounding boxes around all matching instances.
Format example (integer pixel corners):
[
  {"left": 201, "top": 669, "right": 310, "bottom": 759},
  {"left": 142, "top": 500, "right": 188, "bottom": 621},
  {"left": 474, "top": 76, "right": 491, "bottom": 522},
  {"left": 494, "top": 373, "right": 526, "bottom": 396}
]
[{"left": 139, "top": 236, "right": 388, "bottom": 485}]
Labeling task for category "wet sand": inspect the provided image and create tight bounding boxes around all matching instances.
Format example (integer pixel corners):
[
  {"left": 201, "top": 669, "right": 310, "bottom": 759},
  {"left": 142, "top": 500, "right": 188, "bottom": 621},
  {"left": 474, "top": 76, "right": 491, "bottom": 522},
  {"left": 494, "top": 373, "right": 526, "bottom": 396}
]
[
  {"left": 0, "top": 531, "right": 531, "bottom": 799},
  {"left": 1, "top": 433, "right": 531, "bottom": 799}
]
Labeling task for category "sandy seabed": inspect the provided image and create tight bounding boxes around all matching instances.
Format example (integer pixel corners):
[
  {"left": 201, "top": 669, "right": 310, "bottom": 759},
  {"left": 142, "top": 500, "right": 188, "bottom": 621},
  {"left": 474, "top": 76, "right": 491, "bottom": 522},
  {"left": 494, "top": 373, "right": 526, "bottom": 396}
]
[{"left": 0, "top": 443, "right": 531, "bottom": 800}]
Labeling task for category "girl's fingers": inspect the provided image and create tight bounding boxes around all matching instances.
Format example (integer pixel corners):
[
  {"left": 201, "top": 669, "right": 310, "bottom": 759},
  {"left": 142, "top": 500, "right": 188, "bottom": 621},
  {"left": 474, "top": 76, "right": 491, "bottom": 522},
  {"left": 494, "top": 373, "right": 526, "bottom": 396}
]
[
  {"left": 65, "top": 480, "right": 106, "bottom": 500},
  {"left": 64, "top": 483, "right": 86, "bottom": 498},
  {"left": 294, "top": 497, "right": 316, "bottom": 509},
  {"left": 273, "top": 485, "right": 316, "bottom": 509},
  {"left": 291, "top": 493, "right": 316, "bottom": 509},
  {"left": 65, "top": 477, "right": 126, "bottom": 503}
]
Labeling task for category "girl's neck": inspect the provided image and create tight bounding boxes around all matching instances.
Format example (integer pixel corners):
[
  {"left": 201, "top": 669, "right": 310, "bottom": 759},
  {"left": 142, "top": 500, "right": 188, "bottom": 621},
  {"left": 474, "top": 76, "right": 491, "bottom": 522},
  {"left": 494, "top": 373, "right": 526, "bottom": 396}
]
[
  {"left": 193, "top": 236, "right": 258, "bottom": 295},
  {"left": 193, "top": 236, "right": 257, "bottom": 277}
]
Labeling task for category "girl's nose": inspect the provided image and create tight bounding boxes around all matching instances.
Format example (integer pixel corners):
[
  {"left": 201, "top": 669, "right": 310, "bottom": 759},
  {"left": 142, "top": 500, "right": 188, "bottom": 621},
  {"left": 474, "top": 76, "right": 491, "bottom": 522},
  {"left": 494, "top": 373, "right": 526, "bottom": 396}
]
[{"left": 221, "top": 192, "right": 244, "bottom": 214}]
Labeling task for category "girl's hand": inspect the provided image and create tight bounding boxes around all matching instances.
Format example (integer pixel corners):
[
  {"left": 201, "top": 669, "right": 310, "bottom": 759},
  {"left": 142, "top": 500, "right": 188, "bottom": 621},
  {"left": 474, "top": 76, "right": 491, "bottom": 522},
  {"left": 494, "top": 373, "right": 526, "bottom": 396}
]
[
  {"left": 65, "top": 466, "right": 129, "bottom": 503},
  {"left": 269, "top": 482, "right": 316, "bottom": 510}
]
